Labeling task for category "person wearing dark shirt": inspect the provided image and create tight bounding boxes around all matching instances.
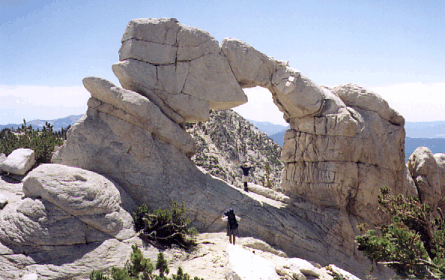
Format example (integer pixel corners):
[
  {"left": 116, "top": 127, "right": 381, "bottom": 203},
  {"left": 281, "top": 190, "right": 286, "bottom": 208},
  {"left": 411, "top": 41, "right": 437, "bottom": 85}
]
[
  {"left": 239, "top": 162, "right": 255, "bottom": 192},
  {"left": 221, "top": 208, "right": 241, "bottom": 245}
]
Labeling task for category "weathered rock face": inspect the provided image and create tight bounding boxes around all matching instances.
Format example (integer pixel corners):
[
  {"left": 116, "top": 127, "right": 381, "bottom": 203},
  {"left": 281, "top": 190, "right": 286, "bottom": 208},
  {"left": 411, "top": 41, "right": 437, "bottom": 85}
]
[
  {"left": 51, "top": 105, "right": 203, "bottom": 208},
  {"left": 0, "top": 164, "right": 135, "bottom": 246},
  {"left": 0, "top": 164, "right": 137, "bottom": 279},
  {"left": 222, "top": 39, "right": 417, "bottom": 225},
  {"left": 280, "top": 84, "right": 415, "bottom": 224},
  {"left": 113, "top": 18, "right": 248, "bottom": 124},
  {"left": 47, "top": 18, "right": 411, "bottom": 279},
  {"left": 82, "top": 76, "right": 196, "bottom": 156},
  {"left": 50, "top": 113, "right": 378, "bottom": 276},
  {"left": 407, "top": 147, "right": 445, "bottom": 212}
]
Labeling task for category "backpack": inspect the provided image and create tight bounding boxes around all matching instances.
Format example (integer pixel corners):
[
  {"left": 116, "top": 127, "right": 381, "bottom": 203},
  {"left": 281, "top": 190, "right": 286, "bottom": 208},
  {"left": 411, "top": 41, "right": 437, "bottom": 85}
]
[{"left": 225, "top": 209, "right": 238, "bottom": 230}]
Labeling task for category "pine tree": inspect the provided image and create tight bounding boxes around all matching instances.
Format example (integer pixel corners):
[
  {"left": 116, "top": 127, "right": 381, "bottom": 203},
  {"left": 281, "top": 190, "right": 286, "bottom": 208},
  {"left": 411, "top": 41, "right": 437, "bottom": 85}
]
[
  {"left": 156, "top": 252, "right": 169, "bottom": 278},
  {"left": 356, "top": 186, "right": 445, "bottom": 279}
]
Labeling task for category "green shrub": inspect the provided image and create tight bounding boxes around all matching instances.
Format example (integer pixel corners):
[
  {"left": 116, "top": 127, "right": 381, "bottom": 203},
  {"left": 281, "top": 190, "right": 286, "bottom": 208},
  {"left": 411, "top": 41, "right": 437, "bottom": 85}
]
[
  {"left": 0, "top": 120, "right": 64, "bottom": 164},
  {"left": 89, "top": 270, "right": 109, "bottom": 280},
  {"left": 89, "top": 245, "right": 203, "bottom": 280},
  {"left": 110, "top": 267, "right": 131, "bottom": 280},
  {"left": 156, "top": 252, "right": 169, "bottom": 278},
  {"left": 128, "top": 244, "right": 154, "bottom": 279},
  {"left": 356, "top": 186, "right": 445, "bottom": 279},
  {"left": 133, "top": 202, "right": 197, "bottom": 250}
]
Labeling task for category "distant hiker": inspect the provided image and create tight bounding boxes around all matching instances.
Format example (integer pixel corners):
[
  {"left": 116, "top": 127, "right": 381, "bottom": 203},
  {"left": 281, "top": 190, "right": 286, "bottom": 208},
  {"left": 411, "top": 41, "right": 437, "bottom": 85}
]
[
  {"left": 221, "top": 208, "right": 241, "bottom": 245},
  {"left": 238, "top": 161, "right": 256, "bottom": 192}
]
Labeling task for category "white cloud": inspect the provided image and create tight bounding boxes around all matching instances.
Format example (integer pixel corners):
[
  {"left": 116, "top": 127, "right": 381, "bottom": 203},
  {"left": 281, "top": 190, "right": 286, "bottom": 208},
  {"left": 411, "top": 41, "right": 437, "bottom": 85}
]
[
  {"left": 234, "top": 83, "right": 445, "bottom": 125},
  {"left": 370, "top": 82, "right": 445, "bottom": 122},
  {"left": 0, "top": 85, "right": 89, "bottom": 124},
  {"left": 234, "top": 87, "right": 288, "bottom": 126},
  {"left": 2, "top": 82, "right": 444, "bottom": 126}
]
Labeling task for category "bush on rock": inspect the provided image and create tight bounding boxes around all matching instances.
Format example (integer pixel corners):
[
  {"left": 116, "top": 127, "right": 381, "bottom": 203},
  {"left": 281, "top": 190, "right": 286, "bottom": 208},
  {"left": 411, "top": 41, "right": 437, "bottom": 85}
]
[
  {"left": 0, "top": 120, "right": 64, "bottom": 164},
  {"left": 356, "top": 186, "right": 445, "bottom": 279},
  {"left": 132, "top": 202, "right": 197, "bottom": 250}
]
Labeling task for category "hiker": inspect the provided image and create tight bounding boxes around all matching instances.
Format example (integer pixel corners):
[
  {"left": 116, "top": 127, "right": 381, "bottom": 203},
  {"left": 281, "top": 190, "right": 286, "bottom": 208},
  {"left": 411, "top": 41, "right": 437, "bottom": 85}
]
[
  {"left": 221, "top": 208, "right": 241, "bottom": 245},
  {"left": 237, "top": 161, "right": 256, "bottom": 192}
]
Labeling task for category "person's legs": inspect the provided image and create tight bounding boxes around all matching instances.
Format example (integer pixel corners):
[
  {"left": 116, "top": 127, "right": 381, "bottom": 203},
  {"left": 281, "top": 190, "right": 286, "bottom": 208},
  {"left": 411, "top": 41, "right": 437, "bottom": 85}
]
[
  {"left": 233, "top": 235, "right": 236, "bottom": 245},
  {"left": 242, "top": 175, "right": 249, "bottom": 191}
]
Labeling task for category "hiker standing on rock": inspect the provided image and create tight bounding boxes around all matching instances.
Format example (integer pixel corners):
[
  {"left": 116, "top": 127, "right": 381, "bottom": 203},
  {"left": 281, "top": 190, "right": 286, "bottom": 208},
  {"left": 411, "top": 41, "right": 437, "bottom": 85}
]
[
  {"left": 237, "top": 161, "right": 256, "bottom": 192},
  {"left": 221, "top": 208, "right": 241, "bottom": 245}
]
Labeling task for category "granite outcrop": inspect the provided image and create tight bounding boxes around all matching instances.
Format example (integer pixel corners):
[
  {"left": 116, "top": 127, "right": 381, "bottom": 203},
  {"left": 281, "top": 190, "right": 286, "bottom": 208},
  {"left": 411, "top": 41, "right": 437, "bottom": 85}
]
[
  {"left": 0, "top": 164, "right": 137, "bottom": 279},
  {"left": 407, "top": 147, "right": 445, "bottom": 213},
  {"left": 1, "top": 18, "right": 436, "bottom": 279},
  {"left": 113, "top": 18, "right": 247, "bottom": 124},
  {"left": 49, "top": 18, "right": 413, "bottom": 279}
]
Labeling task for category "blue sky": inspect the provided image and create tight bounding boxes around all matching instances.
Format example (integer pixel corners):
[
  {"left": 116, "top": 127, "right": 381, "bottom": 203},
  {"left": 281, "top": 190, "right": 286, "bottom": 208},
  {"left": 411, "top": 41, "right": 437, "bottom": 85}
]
[{"left": 1, "top": 0, "right": 444, "bottom": 125}]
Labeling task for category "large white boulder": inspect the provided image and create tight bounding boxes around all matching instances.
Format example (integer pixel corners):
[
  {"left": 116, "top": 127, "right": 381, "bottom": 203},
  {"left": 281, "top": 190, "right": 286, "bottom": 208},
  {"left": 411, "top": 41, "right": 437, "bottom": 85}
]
[
  {"left": 0, "top": 197, "right": 106, "bottom": 246},
  {"left": 23, "top": 164, "right": 122, "bottom": 216},
  {"left": 0, "top": 164, "right": 135, "bottom": 248},
  {"left": 407, "top": 147, "right": 443, "bottom": 211},
  {"left": 0, "top": 148, "right": 36, "bottom": 175},
  {"left": 113, "top": 18, "right": 248, "bottom": 123}
]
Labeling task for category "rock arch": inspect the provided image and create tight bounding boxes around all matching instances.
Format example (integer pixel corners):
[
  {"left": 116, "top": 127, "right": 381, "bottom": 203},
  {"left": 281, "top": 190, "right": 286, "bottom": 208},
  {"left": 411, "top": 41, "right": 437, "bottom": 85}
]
[
  {"left": 220, "top": 38, "right": 415, "bottom": 225},
  {"left": 48, "top": 18, "right": 419, "bottom": 278}
]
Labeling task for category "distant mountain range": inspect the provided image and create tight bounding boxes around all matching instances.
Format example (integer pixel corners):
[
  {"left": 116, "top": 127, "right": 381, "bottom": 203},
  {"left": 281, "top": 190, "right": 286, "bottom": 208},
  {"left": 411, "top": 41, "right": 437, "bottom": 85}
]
[
  {"left": 2, "top": 114, "right": 445, "bottom": 162},
  {"left": 248, "top": 120, "right": 289, "bottom": 136},
  {"left": 405, "top": 121, "right": 445, "bottom": 138},
  {"left": 257, "top": 121, "right": 445, "bottom": 162},
  {"left": 0, "top": 114, "right": 83, "bottom": 131}
]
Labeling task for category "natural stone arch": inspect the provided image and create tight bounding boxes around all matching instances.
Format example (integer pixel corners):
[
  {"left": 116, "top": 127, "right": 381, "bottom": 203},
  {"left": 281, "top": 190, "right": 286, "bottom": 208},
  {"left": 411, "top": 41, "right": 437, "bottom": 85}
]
[
  {"left": 221, "top": 38, "right": 328, "bottom": 122},
  {"left": 83, "top": 17, "right": 415, "bottom": 224},
  {"left": 47, "top": 18, "right": 419, "bottom": 279},
  {"left": 221, "top": 38, "right": 415, "bottom": 224}
]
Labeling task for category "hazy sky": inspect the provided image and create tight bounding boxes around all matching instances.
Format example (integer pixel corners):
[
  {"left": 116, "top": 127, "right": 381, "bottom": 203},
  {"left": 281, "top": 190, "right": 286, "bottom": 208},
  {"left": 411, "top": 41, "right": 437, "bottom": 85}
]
[{"left": 1, "top": 0, "right": 444, "bottom": 125}]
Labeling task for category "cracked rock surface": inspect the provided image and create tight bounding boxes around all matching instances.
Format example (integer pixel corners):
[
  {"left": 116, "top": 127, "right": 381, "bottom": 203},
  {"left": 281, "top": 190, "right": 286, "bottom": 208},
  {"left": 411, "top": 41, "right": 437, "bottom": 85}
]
[
  {"left": 0, "top": 165, "right": 137, "bottom": 279},
  {"left": 113, "top": 18, "right": 248, "bottom": 124},
  {"left": 221, "top": 36, "right": 417, "bottom": 226},
  {"left": 0, "top": 18, "right": 429, "bottom": 279}
]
